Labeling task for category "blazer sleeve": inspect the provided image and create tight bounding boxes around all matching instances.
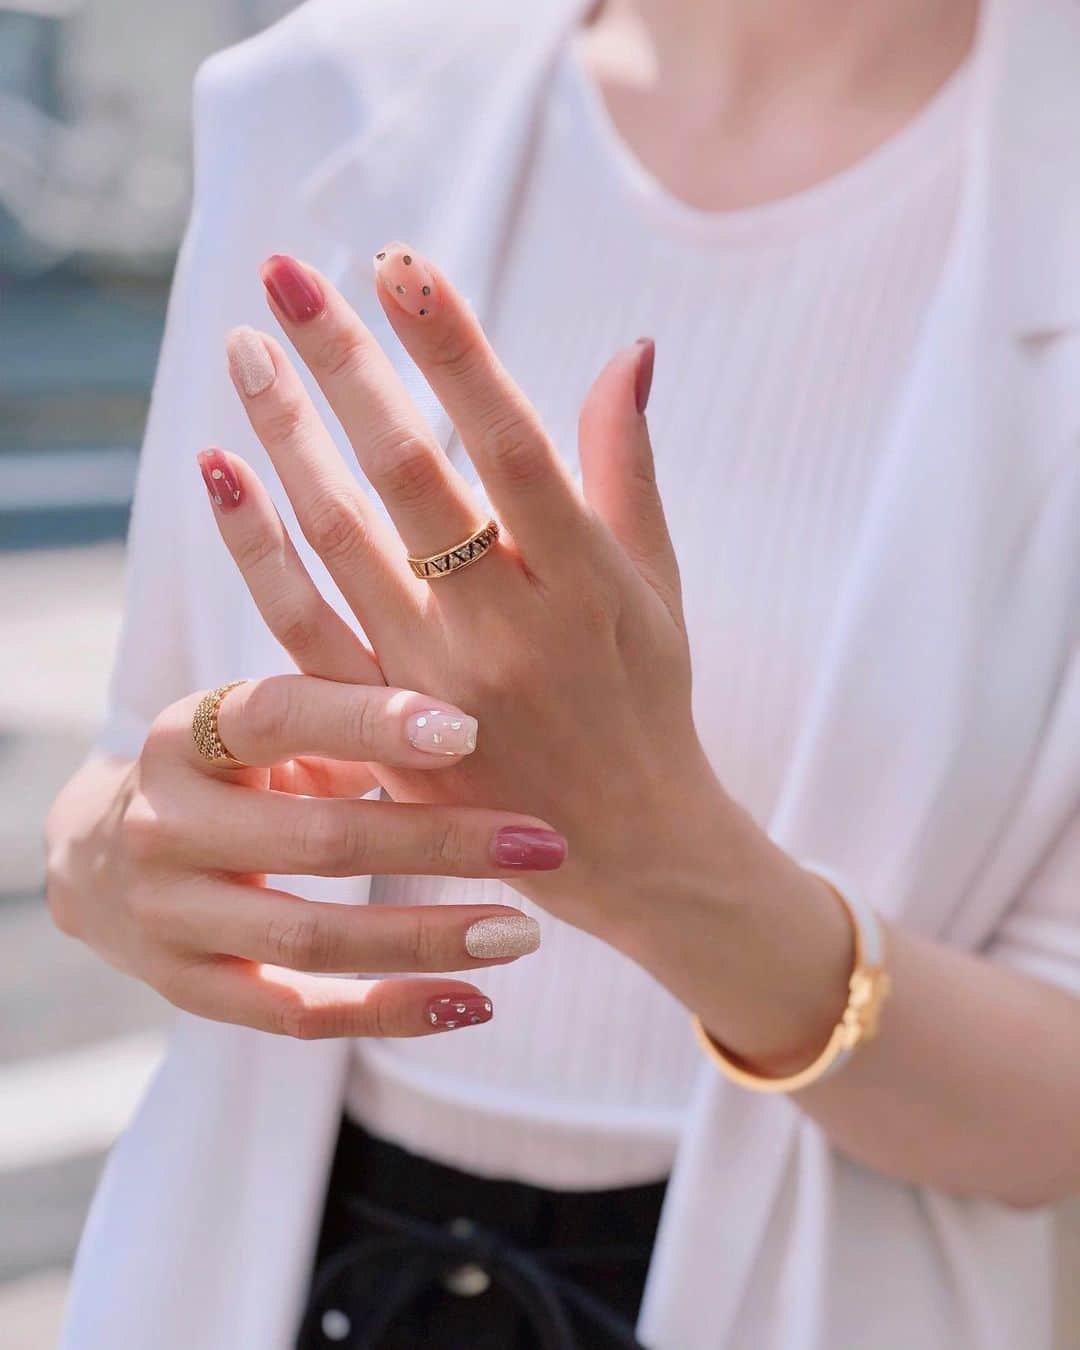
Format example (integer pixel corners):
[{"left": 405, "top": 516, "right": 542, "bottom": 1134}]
[{"left": 985, "top": 809, "right": 1080, "bottom": 996}]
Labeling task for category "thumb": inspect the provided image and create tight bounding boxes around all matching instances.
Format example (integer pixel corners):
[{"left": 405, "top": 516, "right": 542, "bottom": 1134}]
[{"left": 578, "top": 338, "right": 680, "bottom": 605}]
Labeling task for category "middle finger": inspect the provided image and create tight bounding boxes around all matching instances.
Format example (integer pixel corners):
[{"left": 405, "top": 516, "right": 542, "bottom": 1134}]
[{"left": 256, "top": 254, "right": 488, "bottom": 561}]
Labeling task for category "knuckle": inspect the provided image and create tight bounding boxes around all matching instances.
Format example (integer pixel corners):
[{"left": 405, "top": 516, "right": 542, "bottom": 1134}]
[
  {"left": 291, "top": 807, "right": 366, "bottom": 874},
  {"left": 368, "top": 429, "right": 443, "bottom": 507},
  {"left": 484, "top": 410, "right": 544, "bottom": 485},
  {"left": 125, "top": 881, "right": 162, "bottom": 931},
  {"left": 339, "top": 689, "right": 378, "bottom": 756},
  {"left": 305, "top": 493, "right": 371, "bottom": 566},
  {"left": 402, "top": 908, "right": 440, "bottom": 971},
  {"left": 44, "top": 875, "right": 79, "bottom": 937},
  {"left": 275, "top": 611, "right": 323, "bottom": 662},
  {"left": 274, "top": 993, "right": 321, "bottom": 1040},
  {"left": 427, "top": 818, "right": 467, "bottom": 873},
  {"left": 242, "top": 677, "right": 294, "bottom": 749},
  {"left": 119, "top": 796, "right": 165, "bottom": 865},
  {"left": 259, "top": 400, "right": 306, "bottom": 449},
  {"left": 263, "top": 913, "right": 339, "bottom": 970},
  {"left": 311, "top": 329, "right": 373, "bottom": 382},
  {"left": 232, "top": 526, "right": 284, "bottom": 577},
  {"left": 426, "top": 325, "right": 483, "bottom": 382}
]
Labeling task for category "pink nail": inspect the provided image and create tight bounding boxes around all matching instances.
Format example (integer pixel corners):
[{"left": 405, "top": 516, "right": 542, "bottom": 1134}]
[
  {"left": 425, "top": 994, "right": 493, "bottom": 1030},
  {"left": 373, "top": 242, "right": 437, "bottom": 318},
  {"left": 260, "top": 254, "right": 325, "bottom": 324},
  {"left": 491, "top": 828, "right": 567, "bottom": 871},
  {"left": 197, "top": 449, "right": 242, "bottom": 511},
  {"left": 634, "top": 337, "right": 655, "bottom": 415},
  {"left": 226, "top": 326, "right": 275, "bottom": 397}
]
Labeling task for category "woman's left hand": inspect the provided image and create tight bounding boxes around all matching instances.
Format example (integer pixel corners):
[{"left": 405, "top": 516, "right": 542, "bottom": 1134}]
[{"left": 204, "top": 243, "right": 853, "bottom": 1072}]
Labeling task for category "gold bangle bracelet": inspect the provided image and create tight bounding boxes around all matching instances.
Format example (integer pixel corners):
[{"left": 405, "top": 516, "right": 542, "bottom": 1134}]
[{"left": 691, "top": 867, "right": 891, "bottom": 1094}]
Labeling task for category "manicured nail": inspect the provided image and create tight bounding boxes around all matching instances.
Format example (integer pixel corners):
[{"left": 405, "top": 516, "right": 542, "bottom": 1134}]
[
  {"left": 406, "top": 708, "right": 478, "bottom": 756},
  {"left": 425, "top": 994, "right": 493, "bottom": 1030},
  {"left": 464, "top": 914, "right": 541, "bottom": 960},
  {"left": 225, "top": 325, "right": 276, "bottom": 397},
  {"left": 260, "top": 254, "right": 324, "bottom": 323},
  {"left": 491, "top": 827, "right": 567, "bottom": 871},
  {"left": 634, "top": 337, "right": 655, "bottom": 415},
  {"left": 374, "top": 241, "right": 437, "bottom": 317},
  {"left": 197, "top": 449, "right": 242, "bottom": 511}
]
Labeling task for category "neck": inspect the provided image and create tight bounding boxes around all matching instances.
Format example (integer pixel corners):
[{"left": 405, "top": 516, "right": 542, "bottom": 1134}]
[{"left": 588, "top": 0, "right": 978, "bottom": 115}]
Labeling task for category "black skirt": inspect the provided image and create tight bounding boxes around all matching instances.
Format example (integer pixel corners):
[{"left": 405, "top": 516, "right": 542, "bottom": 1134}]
[{"left": 296, "top": 1115, "right": 667, "bottom": 1350}]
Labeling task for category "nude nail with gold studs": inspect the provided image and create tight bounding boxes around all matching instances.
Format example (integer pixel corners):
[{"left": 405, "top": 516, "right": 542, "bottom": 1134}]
[
  {"left": 197, "top": 449, "right": 242, "bottom": 511},
  {"left": 373, "top": 241, "right": 437, "bottom": 317}
]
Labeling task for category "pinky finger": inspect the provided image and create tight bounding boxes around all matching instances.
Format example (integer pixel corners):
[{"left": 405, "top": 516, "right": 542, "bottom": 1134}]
[
  {"left": 196, "top": 448, "right": 379, "bottom": 685},
  {"left": 169, "top": 956, "right": 494, "bottom": 1039}
]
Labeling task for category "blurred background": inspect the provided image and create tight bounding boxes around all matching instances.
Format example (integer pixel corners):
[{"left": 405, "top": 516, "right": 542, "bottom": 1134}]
[
  {"left": 0, "top": 3, "right": 295, "bottom": 1344},
  {"left": 0, "top": 3, "right": 1077, "bottom": 1348}
]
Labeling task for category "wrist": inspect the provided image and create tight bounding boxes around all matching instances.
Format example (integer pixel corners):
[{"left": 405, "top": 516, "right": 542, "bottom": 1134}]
[{"left": 604, "top": 788, "right": 854, "bottom": 1076}]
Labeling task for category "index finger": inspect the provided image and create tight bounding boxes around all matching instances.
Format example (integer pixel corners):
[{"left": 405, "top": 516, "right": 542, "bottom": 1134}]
[{"left": 372, "top": 241, "right": 589, "bottom": 567}]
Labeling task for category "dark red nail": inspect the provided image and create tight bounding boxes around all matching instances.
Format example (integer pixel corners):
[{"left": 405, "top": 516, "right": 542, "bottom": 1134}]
[
  {"left": 197, "top": 449, "right": 242, "bottom": 511},
  {"left": 491, "top": 827, "right": 567, "bottom": 871},
  {"left": 633, "top": 337, "right": 655, "bottom": 415},
  {"left": 425, "top": 994, "right": 493, "bottom": 1030},
  {"left": 260, "top": 254, "right": 325, "bottom": 323}
]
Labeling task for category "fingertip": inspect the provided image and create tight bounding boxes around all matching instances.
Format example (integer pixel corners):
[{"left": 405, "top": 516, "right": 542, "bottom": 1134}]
[
  {"left": 197, "top": 447, "right": 244, "bottom": 512},
  {"left": 424, "top": 990, "right": 494, "bottom": 1031},
  {"left": 225, "top": 325, "right": 276, "bottom": 399},
  {"left": 373, "top": 240, "right": 438, "bottom": 319}
]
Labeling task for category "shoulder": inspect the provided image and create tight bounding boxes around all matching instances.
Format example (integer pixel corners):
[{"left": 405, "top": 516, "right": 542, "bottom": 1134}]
[{"left": 190, "top": 0, "right": 541, "bottom": 185}]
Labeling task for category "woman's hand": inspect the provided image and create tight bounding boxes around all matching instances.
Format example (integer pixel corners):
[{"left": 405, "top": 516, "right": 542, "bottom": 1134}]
[
  {"left": 44, "top": 671, "right": 564, "bottom": 1039},
  {"left": 207, "top": 247, "right": 746, "bottom": 946}
]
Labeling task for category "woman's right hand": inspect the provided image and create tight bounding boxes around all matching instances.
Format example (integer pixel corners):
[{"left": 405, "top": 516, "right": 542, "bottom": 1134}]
[{"left": 44, "top": 674, "right": 563, "bottom": 1038}]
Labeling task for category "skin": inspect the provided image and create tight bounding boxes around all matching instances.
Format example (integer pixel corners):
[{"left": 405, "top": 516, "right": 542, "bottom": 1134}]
[{"left": 46, "top": 0, "right": 1079, "bottom": 1208}]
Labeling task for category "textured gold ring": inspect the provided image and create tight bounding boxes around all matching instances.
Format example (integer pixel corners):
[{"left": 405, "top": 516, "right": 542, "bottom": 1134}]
[
  {"left": 192, "top": 680, "right": 248, "bottom": 769},
  {"left": 407, "top": 519, "right": 500, "bottom": 581}
]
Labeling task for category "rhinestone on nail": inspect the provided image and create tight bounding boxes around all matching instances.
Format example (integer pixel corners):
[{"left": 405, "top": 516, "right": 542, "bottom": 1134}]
[
  {"left": 422, "top": 285, "right": 431, "bottom": 295},
  {"left": 403, "top": 254, "right": 412, "bottom": 265},
  {"left": 395, "top": 284, "right": 406, "bottom": 295},
  {"left": 375, "top": 251, "right": 386, "bottom": 260}
]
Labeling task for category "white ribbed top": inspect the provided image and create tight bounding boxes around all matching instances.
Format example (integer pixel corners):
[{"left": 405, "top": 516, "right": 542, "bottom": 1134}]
[{"left": 347, "top": 44, "right": 970, "bottom": 1188}]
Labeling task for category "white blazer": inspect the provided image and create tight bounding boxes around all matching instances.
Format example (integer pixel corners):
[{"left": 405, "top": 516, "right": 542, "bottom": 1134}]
[{"left": 63, "top": 1, "right": 1080, "bottom": 1347}]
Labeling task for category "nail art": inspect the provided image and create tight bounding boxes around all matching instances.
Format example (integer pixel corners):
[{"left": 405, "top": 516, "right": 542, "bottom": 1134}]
[
  {"left": 225, "top": 325, "right": 275, "bottom": 397},
  {"left": 260, "top": 254, "right": 325, "bottom": 323},
  {"left": 634, "top": 337, "right": 655, "bottom": 415},
  {"left": 197, "top": 449, "right": 242, "bottom": 511},
  {"left": 464, "top": 914, "right": 541, "bottom": 960},
  {"left": 373, "top": 242, "right": 437, "bottom": 318},
  {"left": 426, "top": 994, "right": 493, "bottom": 1030},
  {"left": 491, "top": 827, "right": 567, "bottom": 871},
  {"left": 406, "top": 709, "right": 478, "bottom": 756}
]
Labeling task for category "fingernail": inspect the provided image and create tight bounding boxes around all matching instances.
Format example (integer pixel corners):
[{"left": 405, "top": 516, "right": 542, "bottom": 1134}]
[
  {"left": 426, "top": 994, "right": 493, "bottom": 1030},
  {"left": 197, "top": 449, "right": 242, "bottom": 511},
  {"left": 633, "top": 337, "right": 655, "bottom": 415},
  {"left": 374, "top": 241, "right": 437, "bottom": 318},
  {"left": 260, "top": 254, "right": 325, "bottom": 323},
  {"left": 406, "top": 708, "right": 478, "bottom": 756},
  {"left": 464, "top": 914, "right": 541, "bottom": 960},
  {"left": 491, "top": 828, "right": 567, "bottom": 871},
  {"left": 226, "top": 325, "right": 276, "bottom": 397}
]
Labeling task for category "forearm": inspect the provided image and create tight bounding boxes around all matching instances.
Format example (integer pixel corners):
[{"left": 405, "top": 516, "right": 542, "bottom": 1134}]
[{"left": 610, "top": 792, "right": 1080, "bottom": 1208}]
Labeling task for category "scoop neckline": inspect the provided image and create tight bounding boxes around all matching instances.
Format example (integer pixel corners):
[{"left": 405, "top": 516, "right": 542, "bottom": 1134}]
[{"left": 560, "top": 37, "right": 973, "bottom": 248}]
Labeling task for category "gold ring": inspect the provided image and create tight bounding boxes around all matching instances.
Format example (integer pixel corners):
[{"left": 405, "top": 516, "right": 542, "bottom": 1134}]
[
  {"left": 192, "top": 680, "right": 248, "bottom": 768},
  {"left": 407, "top": 519, "right": 500, "bottom": 581}
]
